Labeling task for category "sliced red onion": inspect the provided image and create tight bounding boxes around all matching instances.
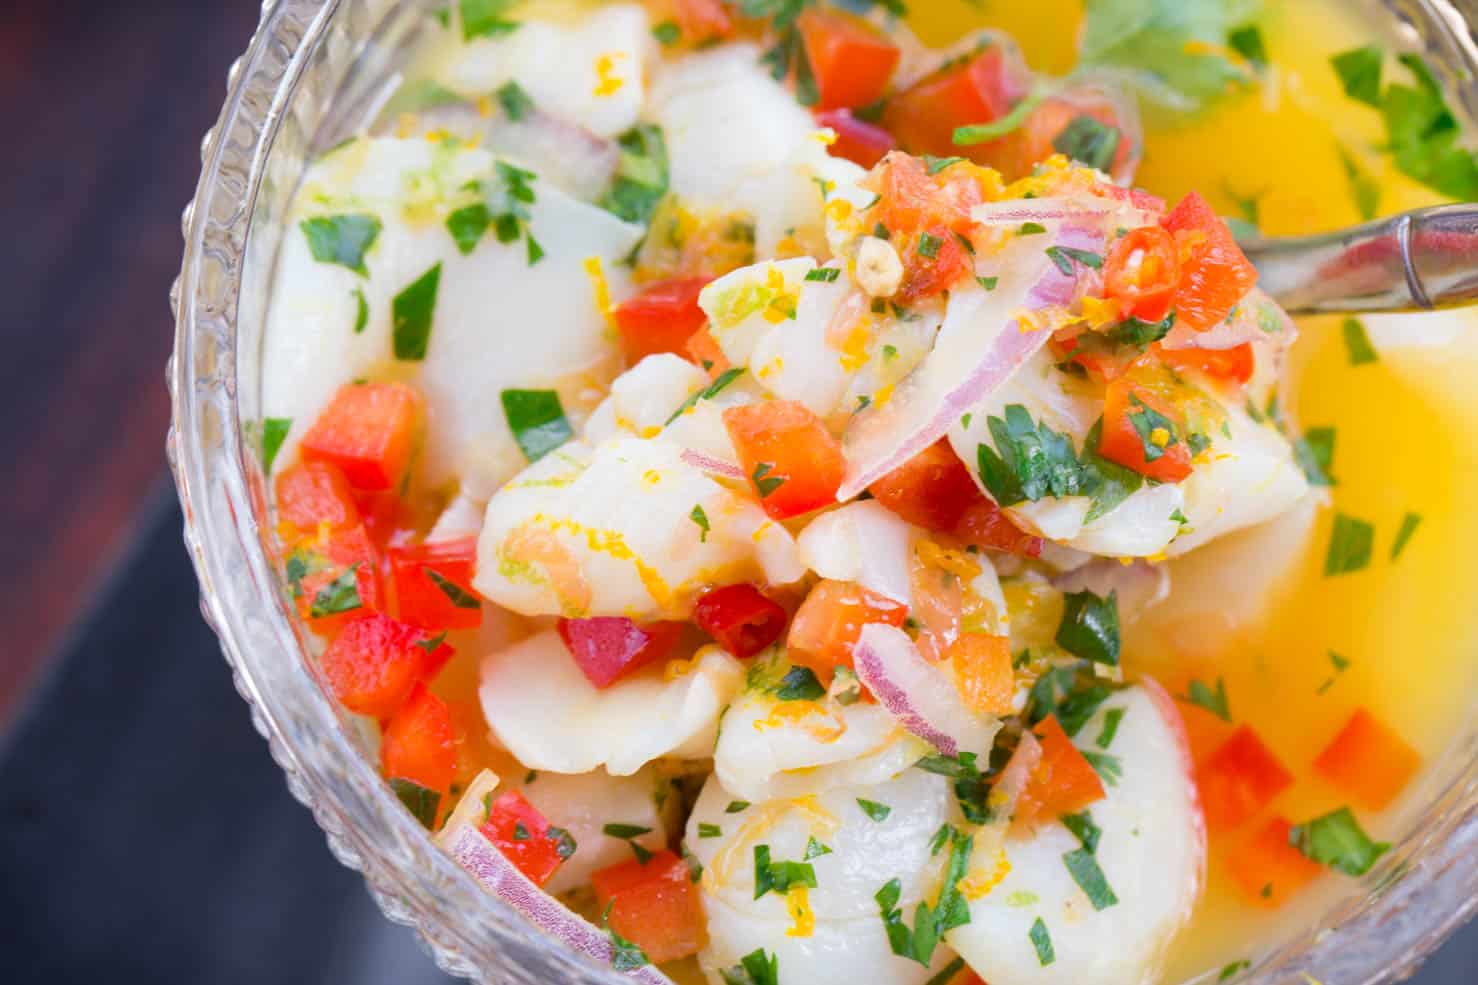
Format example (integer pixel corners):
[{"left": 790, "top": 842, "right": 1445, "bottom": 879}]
[
  {"left": 853, "top": 623, "right": 999, "bottom": 758},
  {"left": 1161, "top": 288, "right": 1297, "bottom": 352},
  {"left": 680, "top": 448, "right": 743, "bottom": 480},
  {"left": 838, "top": 222, "right": 1106, "bottom": 500},
  {"left": 444, "top": 823, "right": 675, "bottom": 984},
  {"left": 970, "top": 198, "right": 1117, "bottom": 225},
  {"left": 1051, "top": 558, "right": 1170, "bottom": 623}
]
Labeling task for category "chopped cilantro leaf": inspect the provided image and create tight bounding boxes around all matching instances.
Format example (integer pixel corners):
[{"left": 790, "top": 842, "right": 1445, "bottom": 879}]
[
  {"left": 1228, "top": 24, "right": 1267, "bottom": 70},
  {"left": 923, "top": 958, "right": 966, "bottom": 985},
  {"left": 300, "top": 214, "right": 381, "bottom": 275},
  {"left": 1181, "top": 676, "right": 1231, "bottom": 722},
  {"left": 1343, "top": 317, "right": 1379, "bottom": 365},
  {"left": 1053, "top": 114, "right": 1121, "bottom": 171},
  {"left": 1219, "top": 960, "right": 1252, "bottom": 982},
  {"left": 804, "top": 836, "right": 832, "bottom": 859},
  {"left": 751, "top": 462, "right": 786, "bottom": 499},
  {"left": 460, "top": 0, "right": 520, "bottom": 40},
  {"left": 775, "top": 666, "right": 825, "bottom": 701},
  {"left": 495, "top": 80, "right": 534, "bottom": 121},
  {"left": 501, "top": 389, "right": 573, "bottom": 463},
  {"left": 1391, "top": 511, "right": 1422, "bottom": 561},
  {"left": 261, "top": 417, "right": 292, "bottom": 473},
  {"left": 1316, "top": 650, "right": 1352, "bottom": 696},
  {"left": 652, "top": 20, "right": 682, "bottom": 45},
  {"left": 389, "top": 778, "right": 441, "bottom": 828},
  {"left": 666, "top": 367, "right": 745, "bottom": 424},
  {"left": 310, "top": 565, "right": 362, "bottom": 618},
  {"left": 1289, "top": 807, "right": 1390, "bottom": 876},
  {"left": 857, "top": 799, "right": 892, "bottom": 822},
  {"left": 601, "top": 124, "right": 669, "bottom": 225},
  {"left": 1045, "top": 245, "right": 1104, "bottom": 275},
  {"left": 690, "top": 504, "right": 711, "bottom": 542},
  {"left": 918, "top": 232, "right": 943, "bottom": 259},
  {"left": 1078, "top": 0, "right": 1256, "bottom": 113},
  {"left": 1061, "top": 811, "right": 1102, "bottom": 853},
  {"left": 1340, "top": 146, "right": 1381, "bottom": 221},
  {"left": 1056, "top": 590, "right": 1121, "bottom": 666},
  {"left": 1107, "top": 312, "right": 1175, "bottom": 347},
  {"left": 413, "top": 631, "right": 448, "bottom": 655},
  {"left": 602, "top": 822, "right": 652, "bottom": 840},
  {"left": 1293, "top": 427, "right": 1337, "bottom": 486},
  {"left": 1063, "top": 846, "right": 1119, "bottom": 910},
  {"left": 1018, "top": 221, "right": 1047, "bottom": 236},
  {"left": 976, "top": 404, "right": 1095, "bottom": 506},
  {"left": 1096, "top": 707, "right": 1125, "bottom": 748},
  {"left": 425, "top": 569, "right": 481, "bottom": 609},
  {"left": 1332, "top": 45, "right": 1384, "bottom": 107},
  {"left": 805, "top": 266, "right": 841, "bottom": 282},
  {"left": 978, "top": 275, "right": 999, "bottom": 291},
  {"left": 1325, "top": 513, "right": 1375, "bottom": 576},
  {"left": 351, "top": 287, "right": 369, "bottom": 334},
  {"left": 725, "top": 800, "right": 751, "bottom": 814},
  {"left": 1030, "top": 917, "right": 1056, "bottom": 966},
  {"left": 1082, "top": 749, "right": 1123, "bottom": 786},
  {"left": 512, "top": 821, "right": 531, "bottom": 841},
  {"left": 391, "top": 262, "right": 442, "bottom": 361},
  {"left": 924, "top": 155, "right": 967, "bottom": 174},
  {"left": 698, "top": 822, "right": 723, "bottom": 839},
  {"left": 753, "top": 844, "right": 817, "bottom": 899},
  {"left": 547, "top": 825, "right": 577, "bottom": 860},
  {"left": 720, "top": 948, "right": 779, "bottom": 985}
]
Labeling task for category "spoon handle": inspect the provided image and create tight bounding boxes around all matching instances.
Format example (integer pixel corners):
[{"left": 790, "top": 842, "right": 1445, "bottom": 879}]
[{"left": 1241, "top": 204, "right": 1478, "bottom": 315}]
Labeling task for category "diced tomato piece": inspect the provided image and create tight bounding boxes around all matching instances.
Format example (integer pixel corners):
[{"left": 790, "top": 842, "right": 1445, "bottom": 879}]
[
  {"left": 300, "top": 382, "right": 424, "bottom": 491},
  {"left": 953, "top": 499, "right": 1044, "bottom": 558},
  {"left": 868, "top": 440, "right": 981, "bottom": 531},
  {"left": 1155, "top": 342, "right": 1256, "bottom": 386},
  {"left": 693, "top": 584, "right": 788, "bottom": 658},
  {"left": 797, "top": 8, "right": 900, "bottom": 111},
  {"left": 293, "top": 523, "right": 384, "bottom": 635},
  {"left": 1161, "top": 191, "right": 1258, "bottom": 332},
  {"left": 949, "top": 634, "right": 1014, "bottom": 715},
  {"left": 672, "top": 0, "right": 732, "bottom": 42},
  {"left": 1103, "top": 226, "right": 1180, "bottom": 323},
  {"left": 815, "top": 109, "right": 898, "bottom": 169},
  {"left": 1227, "top": 817, "right": 1324, "bottom": 907},
  {"left": 788, "top": 579, "right": 909, "bottom": 683},
  {"left": 1016, "top": 714, "right": 1107, "bottom": 827},
  {"left": 898, "top": 221, "right": 972, "bottom": 303},
  {"left": 275, "top": 461, "right": 361, "bottom": 532},
  {"left": 723, "top": 401, "right": 845, "bottom": 520},
  {"left": 882, "top": 47, "right": 1031, "bottom": 162},
  {"left": 353, "top": 489, "right": 412, "bottom": 550},
  {"left": 480, "top": 790, "right": 568, "bottom": 888},
  {"left": 1007, "top": 91, "right": 1136, "bottom": 180},
  {"left": 320, "top": 611, "right": 453, "bottom": 719},
  {"left": 556, "top": 617, "right": 686, "bottom": 688},
  {"left": 593, "top": 850, "right": 708, "bottom": 963},
  {"left": 389, "top": 536, "right": 483, "bottom": 631},
  {"left": 381, "top": 683, "right": 458, "bottom": 795},
  {"left": 685, "top": 326, "right": 730, "bottom": 378},
  {"left": 612, "top": 277, "right": 712, "bottom": 364},
  {"left": 1196, "top": 725, "right": 1294, "bottom": 832},
  {"left": 1313, "top": 708, "right": 1421, "bottom": 812},
  {"left": 1098, "top": 374, "right": 1195, "bottom": 483}
]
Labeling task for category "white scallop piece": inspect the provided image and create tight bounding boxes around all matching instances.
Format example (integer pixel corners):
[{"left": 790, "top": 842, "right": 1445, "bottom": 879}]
[
  {"left": 686, "top": 768, "right": 958, "bottom": 985},
  {"left": 261, "top": 137, "right": 643, "bottom": 497},
  {"left": 479, "top": 632, "right": 744, "bottom": 776},
  {"left": 946, "top": 682, "right": 1204, "bottom": 985},
  {"left": 473, "top": 437, "right": 804, "bottom": 620},
  {"left": 699, "top": 257, "right": 818, "bottom": 368},
  {"left": 438, "top": 4, "right": 653, "bottom": 138},
  {"left": 797, "top": 500, "right": 916, "bottom": 605}
]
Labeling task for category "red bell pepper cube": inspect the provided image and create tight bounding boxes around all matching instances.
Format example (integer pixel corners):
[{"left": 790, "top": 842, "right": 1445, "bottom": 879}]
[
  {"left": 592, "top": 850, "right": 708, "bottom": 964},
  {"left": 1161, "top": 191, "right": 1258, "bottom": 332},
  {"left": 381, "top": 683, "right": 458, "bottom": 797},
  {"left": 612, "top": 277, "right": 713, "bottom": 364},
  {"left": 320, "top": 611, "right": 453, "bottom": 719},
  {"left": 723, "top": 401, "right": 845, "bottom": 521},
  {"left": 693, "top": 584, "right": 788, "bottom": 658},
  {"left": 300, "top": 381, "right": 424, "bottom": 491},
  {"left": 480, "top": 790, "right": 571, "bottom": 888},
  {"left": 797, "top": 7, "right": 901, "bottom": 111},
  {"left": 389, "top": 536, "right": 483, "bottom": 631},
  {"left": 556, "top": 617, "right": 686, "bottom": 688},
  {"left": 1196, "top": 725, "right": 1294, "bottom": 832},
  {"left": 275, "top": 460, "right": 361, "bottom": 532}
]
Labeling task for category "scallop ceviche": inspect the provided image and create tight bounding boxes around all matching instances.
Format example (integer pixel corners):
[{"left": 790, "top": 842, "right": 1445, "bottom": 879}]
[{"left": 257, "top": 1, "right": 1478, "bottom": 982}]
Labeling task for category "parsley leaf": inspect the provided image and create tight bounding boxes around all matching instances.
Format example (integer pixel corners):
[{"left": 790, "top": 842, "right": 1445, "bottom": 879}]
[
  {"left": 976, "top": 404, "right": 1095, "bottom": 506},
  {"left": 1061, "top": 811, "right": 1103, "bottom": 853},
  {"left": 1054, "top": 114, "right": 1122, "bottom": 171},
  {"left": 1030, "top": 917, "right": 1056, "bottom": 966},
  {"left": 601, "top": 124, "right": 670, "bottom": 225},
  {"left": 857, "top": 799, "right": 892, "bottom": 822},
  {"left": 392, "top": 263, "right": 442, "bottom": 361},
  {"left": 300, "top": 214, "right": 381, "bottom": 275},
  {"left": 1289, "top": 807, "right": 1390, "bottom": 876},
  {"left": 652, "top": 20, "right": 682, "bottom": 46},
  {"left": 751, "top": 462, "right": 786, "bottom": 499},
  {"left": 495, "top": 80, "right": 534, "bottom": 121},
  {"left": 310, "top": 565, "right": 363, "bottom": 618},
  {"left": 775, "top": 666, "right": 825, "bottom": 701},
  {"left": 690, "top": 504, "right": 711, "bottom": 542},
  {"left": 1096, "top": 707, "right": 1125, "bottom": 748},
  {"left": 603, "top": 822, "right": 653, "bottom": 840},
  {"left": 1045, "top": 245, "right": 1104, "bottom": 275},
  {"left": 500, "top": 389, "right": 573, "bottom": 463},
  {"left": 446, "top": 203, "right": 492, "bottom": 256},
  {"left": 720, "top": 948, "right": 779, "bottom": 985},
  {"left": 1343, "top": 317, "right": 1379, "bottom": 365},
  {"left": 261, "top": 417, "right": 292, "bottom": 473},
  {"left": 1181, "top": 676, "right": 1231, "bottom": 722},
  {"left": 753, "top": 844, "right": 817, "bottom": 899},
  {"left": 698, "top": 822, "right": 723, "bottom": 839},
  {"left": 460, "top": 0, "right": 520, "bottom": 40},
  {"left": 1391, "top": 512, "right": 1422, "bottom": 561},
  {"left": 726, "top": 800, "right": 751, "bottom": 814},
  {"left": 804, "top": 836, "right": 832, "bottom": 859},
  {"left": 389, "top": 778, "right": 440, "bottom": 828},
  {"left": 1063, "top": 846, "right": 1119, "bottom": 910},
  {"left": 1332, "top": 45, "right": 1383, "bottom": 107},
  {"left": 426, "top": 569, "right": 481, "bottom": 609},
  {"left": 1292, "top": 426, "right": 1337, "bottom": 486},
  {"left": 666, "top": 367, "right": 745, "bottom": 425},
  {"left": 1228, "top": 24, "right": 1267, "bottom": 70},
  {"left": 1325, "top": 512, "right": 1375, "bottom": 576},
  {"left": 1055, "top": 590, "right": 1121, "bottom": 666}
]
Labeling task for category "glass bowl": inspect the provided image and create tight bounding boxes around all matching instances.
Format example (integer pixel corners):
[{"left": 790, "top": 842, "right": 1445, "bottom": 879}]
[{"left": 168, "top": 1, "right": 1478, "bottom": 982}]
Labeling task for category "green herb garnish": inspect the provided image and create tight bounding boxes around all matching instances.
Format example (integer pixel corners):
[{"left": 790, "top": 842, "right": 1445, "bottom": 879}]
[
  {"left": 1056, "top": 590, "right": 1121, "bottom": 666},
  {"left": 392, "top": 262, "right": 442, "bottom": 360},
  {"left": 500, "top": 389, "right": 573, "bottom": 463},
  {"left": 301, "top": 214, "right": 381, "bottom": 275},
  {"left": 1325, "top": 512, "right": 1375, "bottom": 576},
  {"left": 389, "top": 778, "right": 441, "bottom": 828},
  {"left": 1289, "top": 807, "right": 1390, "bottom": 876}
]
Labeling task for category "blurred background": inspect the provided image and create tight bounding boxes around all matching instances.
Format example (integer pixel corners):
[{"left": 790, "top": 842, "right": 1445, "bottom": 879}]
[{"left": 0, "top": 1, "right": 1471, "bottom": 982}]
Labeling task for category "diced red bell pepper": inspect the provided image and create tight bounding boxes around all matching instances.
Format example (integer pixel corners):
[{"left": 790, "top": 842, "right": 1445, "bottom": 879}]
[
  {"left": 479, "top": 790, "right": 569, "bottom": 888},
  {"left": 1098, "top": 374, "right": 1195, "bottom": 483},
  {"left": 1196, "top": 725, "right": 1294, "bottom": 832},
  {"left": 693, "top": 584, "right": 788, "bottom": 658},
  {"left": 1015, "top": 714, "right": 1107, "bottom": 827},
  {"left": 672, "top": 0, "right": 733, "bottom": 42},
  {"left": 292, "top": 523, "right": 384, "bottom": 636},
  {"left": 882, "top": 47, "right": 1031, "bottom": 161},
  {"left": 953, "top": 499, "right": 1044, "bottom": 558},
  {"left": 897, "top": 221, "right": 973, "bottom": 303},
  {"left": 797, "top": 8, "right": 900, "bottom": 111},
  {"left": 353, "top": 489, "right": 414, "bottom": 551},
  {"left": 723, "top": 401, "right": 846, "bottom": 520},
  {"left": 612, "top": 277, "right": 713, "bottom": 364},
  {"left": 275, "top": 461, "right": 361, "bottom": 532},
  {"left": 685, "top": 326, "right": 731, "bottom": 378},
  {"left": 320, "top": 611, "right": 453, "bottom": 719},
  {"left": 1161, "top": 191, "right": 1258, "bottom": 332},
  {"left": 389, "top": 536, "right": 483, "bottom": 631},
  {"left": 1227, "top": 817, "right": 1324, "bottom": 907},
  {"left": 868, "top": 439, "right": 981, "bottom": 532},
  {"left": 815, "top": 109, "right": 898, "bottom": 170},
  {"left": 787, "top": 579, "right": 909, "bottom": 683},
  {"left": 1313, "top": 708, "right": 1421, "bottom": 812},
  {"left": 949, "top": 634, "right": 1015, "bottom": 716},
  {"left": 1155, "top": 342, "right": 1256, "bottom": 386},
  {"left": 1103, "top": 226, "right": 1180, "bottom": 324},
  {"left": 592, "top": 850, "right": 708, "bottom": 964},
  {"left": 556, "top": 617, "right": 686, "bottom": 688},
  {"left": 300, "top": 382, "right": 424, "bottom": 492},
  {"left": 381, "top": 683, "right": 458, "bottom": 796}
]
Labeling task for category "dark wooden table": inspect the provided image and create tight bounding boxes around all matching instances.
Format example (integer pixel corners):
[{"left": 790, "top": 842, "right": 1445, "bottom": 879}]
[{"left": 0, "top": 2, "right": 1470, "bottom": 982}]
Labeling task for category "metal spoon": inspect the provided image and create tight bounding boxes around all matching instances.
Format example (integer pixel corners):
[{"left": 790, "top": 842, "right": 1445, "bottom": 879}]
[{"left": 1240, "top": 204, "right": 1478, "bottom": 315}]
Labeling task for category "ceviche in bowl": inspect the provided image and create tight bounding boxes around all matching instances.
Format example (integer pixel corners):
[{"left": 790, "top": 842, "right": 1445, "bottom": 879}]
[{"left": 171, "top": 0, "right": 1478, "bottom": 983}]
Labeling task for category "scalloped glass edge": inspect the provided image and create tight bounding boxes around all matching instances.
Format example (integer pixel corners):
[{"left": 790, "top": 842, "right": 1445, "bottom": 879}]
[{"left": 167, "top": 1, "right": 1478, "bottom": 983}]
